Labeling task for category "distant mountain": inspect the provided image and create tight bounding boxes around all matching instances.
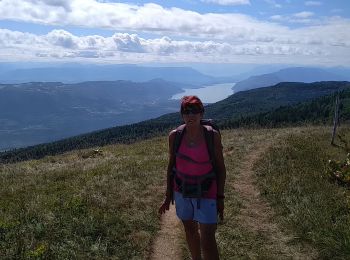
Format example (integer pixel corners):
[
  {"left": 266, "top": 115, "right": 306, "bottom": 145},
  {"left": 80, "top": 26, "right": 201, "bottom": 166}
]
[
  {"left": 0, "top": 79, "right": 182, "bottom": 151},
  {"left": 234, "top": 67, "right": 350, "bottom": 92},
  {"left": 2, "top": 81, "right": 349, "bottom": 163},
  {"left": 326, "top": 67, "right": 350, "bottom": 79},
  {"left": 0, "top": 64, "right": 221, "bottom": 86},
  {"left": 232, "top": 64, "right": 292, "bottom": 81}
]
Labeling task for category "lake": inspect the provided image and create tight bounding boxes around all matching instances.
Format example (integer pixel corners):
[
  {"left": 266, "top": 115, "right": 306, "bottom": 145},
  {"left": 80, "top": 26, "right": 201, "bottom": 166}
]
[{"left": 171, "top": 82, "right": 235, "bottom": 103}]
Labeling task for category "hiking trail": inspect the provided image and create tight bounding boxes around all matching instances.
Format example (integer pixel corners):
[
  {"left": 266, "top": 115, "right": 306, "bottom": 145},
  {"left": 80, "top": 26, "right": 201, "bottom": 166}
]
[
  {"left": 230, "top": 135, "right": 318, "bottom": 259},
  {"left": 151, "top": 130, "right": 317, "bottom": 259},
  {"left": 150, "top": 204, "right": 182, "bottom": 260}
]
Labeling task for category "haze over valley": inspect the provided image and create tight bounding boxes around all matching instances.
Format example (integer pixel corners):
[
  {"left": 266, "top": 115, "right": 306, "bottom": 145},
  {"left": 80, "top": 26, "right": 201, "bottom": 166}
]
[
  {"left": 0, "top": 78, "right": 182, "bottom": 151},
  {"left": 0, "top": 63, "right": 350, "bottom": 151}
]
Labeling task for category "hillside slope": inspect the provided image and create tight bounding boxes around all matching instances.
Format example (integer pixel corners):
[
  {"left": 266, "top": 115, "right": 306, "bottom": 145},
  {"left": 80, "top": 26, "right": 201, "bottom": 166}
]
[
  {"left": 220, "top": 87, "right": 350, "bottom": 128},
  {"left": 205, "top": 81, "right": 350, "bottom": 120},
  {"left": 1, "top": 126, "right": 349, "bottom": 259}
]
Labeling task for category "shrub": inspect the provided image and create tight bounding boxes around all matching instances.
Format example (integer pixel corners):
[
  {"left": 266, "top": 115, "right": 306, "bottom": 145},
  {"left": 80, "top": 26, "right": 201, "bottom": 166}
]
[{"left": 328, "top": 153, "right": 350, "bottom": 186}]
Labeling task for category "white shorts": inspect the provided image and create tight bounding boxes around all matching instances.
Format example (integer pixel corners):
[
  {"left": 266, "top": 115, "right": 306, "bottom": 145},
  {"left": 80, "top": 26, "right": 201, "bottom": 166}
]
[{"left": 174, "top": 191, "right": 217, "bottom": 224}]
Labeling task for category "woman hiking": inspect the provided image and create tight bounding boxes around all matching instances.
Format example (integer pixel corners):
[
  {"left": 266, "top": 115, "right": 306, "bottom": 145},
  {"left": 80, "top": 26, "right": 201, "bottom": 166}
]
[{"left": 159, "top": 95, "right": 226, "bottom": 260}]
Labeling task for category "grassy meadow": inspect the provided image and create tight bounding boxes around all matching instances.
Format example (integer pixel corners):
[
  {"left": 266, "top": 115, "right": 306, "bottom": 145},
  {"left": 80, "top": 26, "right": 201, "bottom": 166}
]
[
  {"left": 255, "top": 126, "right": 350, "bottom": 259},
  {"left": 0, "top": 137, "right": 169, "bottom": 259},
  {"left": 1, "top": 125, "right": 350, "bottom": 259}
]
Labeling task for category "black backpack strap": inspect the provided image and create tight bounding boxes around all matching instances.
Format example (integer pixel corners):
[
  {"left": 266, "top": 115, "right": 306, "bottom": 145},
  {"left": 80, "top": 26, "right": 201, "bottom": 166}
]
[
  {"left": 173, "top": 124, "right": 186, "bottom": 155},
  {"left": 203, "top": 125, "right": 216, "bottom": 170}
]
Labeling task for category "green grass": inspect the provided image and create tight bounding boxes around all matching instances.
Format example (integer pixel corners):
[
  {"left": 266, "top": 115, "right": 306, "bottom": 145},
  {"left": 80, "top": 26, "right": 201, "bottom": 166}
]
[
  {"left": 0, "top": 137, "right": 168, "bottom": 259},
  {"left": 216, "top": 128, "right": 295, "bottom": 259},
  {"left": 255, "top": 126, "right": 350, "bottom": 259},
  {"left": 2, "top": 125, "right": 350, "bottom": 259}
]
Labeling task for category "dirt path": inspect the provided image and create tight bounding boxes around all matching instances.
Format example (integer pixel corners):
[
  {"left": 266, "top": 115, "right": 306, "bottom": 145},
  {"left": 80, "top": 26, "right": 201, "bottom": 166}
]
[
  {"left": 151, "top": 130, "right": 317, "bottom": 259},
  {"left": 232, "top": 139, "right": 318, "bottom": 259},
  {"left": 150, "top": 204, "right": 182, "bottom": 260}
]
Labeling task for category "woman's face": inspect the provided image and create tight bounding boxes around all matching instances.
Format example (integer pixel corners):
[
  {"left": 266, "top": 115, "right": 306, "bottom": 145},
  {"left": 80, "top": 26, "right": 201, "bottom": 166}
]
[{"left": 181, "top": 106, "right": 203, "bottom": 126}]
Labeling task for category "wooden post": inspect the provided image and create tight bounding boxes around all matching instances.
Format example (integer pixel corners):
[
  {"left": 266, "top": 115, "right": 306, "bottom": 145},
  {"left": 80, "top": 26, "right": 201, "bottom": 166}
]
[{"left": 331, "top": 92, "right": 340, "bottom": 145}]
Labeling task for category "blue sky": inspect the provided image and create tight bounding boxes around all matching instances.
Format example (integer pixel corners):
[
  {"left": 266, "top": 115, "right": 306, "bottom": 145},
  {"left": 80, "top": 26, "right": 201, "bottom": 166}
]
[{"left": 0, "top": 0, "right": 349, "bottom": 66}]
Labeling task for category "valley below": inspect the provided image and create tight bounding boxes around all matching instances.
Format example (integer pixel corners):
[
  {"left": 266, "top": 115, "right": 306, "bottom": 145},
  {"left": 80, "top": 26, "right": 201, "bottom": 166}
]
[{"left": 0, "top": 80, "right": 182, "bottom": 151}]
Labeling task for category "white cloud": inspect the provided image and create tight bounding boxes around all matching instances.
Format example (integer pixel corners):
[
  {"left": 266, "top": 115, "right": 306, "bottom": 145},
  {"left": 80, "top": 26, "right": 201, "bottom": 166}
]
[
  {"left": 264, "top": 0, "right": 282, "bottom": 8},
  {"left": 270, "top": 15, "right": 283, "bottom": 21},
  {"left": 46, "top": 30, "right": 78, "bottom": 48},
  {"left": 331, "top": 9, "right": 342, "bottom": 13},
  {"left": 0, "top": 0, "right": 349, "bottom": 65},
  {"left": 112, "top": 33, "right": 146, "bottom": 53},
  {"left": 305, "top": 1, "right": 322, "bottom": 6},
  {"left": 293, "top": 11, "right": 314, "bottom": 18},
  {"left": 270, "top": 12, "right": 319, "bottom": 24},
  {"left": 201, "top": 0, "right": 250, "bottom": 6},
  {"left": 0, "top": 27, "right": 349, "bottom": 65},
  {"left": 0, "top": 0, "right": 280, "bottom": 41}
]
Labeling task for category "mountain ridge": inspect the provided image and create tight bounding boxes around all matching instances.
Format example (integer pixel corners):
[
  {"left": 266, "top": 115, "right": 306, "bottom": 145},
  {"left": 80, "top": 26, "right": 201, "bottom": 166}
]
[
  {"left": 0, "top": 64, "right": 224, "bottom": 86},
  {"left": 1, "top": 81, "right": 349, "bottom": 163},
  {"left": 234, "top": 67, "right": 350, "bottom": 92}
]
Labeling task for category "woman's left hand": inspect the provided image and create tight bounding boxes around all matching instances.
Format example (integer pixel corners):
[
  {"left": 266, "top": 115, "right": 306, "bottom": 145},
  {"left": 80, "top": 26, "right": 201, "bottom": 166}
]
[
  {"left": 217, "top": 199, "right": 224, "bottom": 221},
  {"left": 158, "top": 197, "right": 171, "bottom": 215}
]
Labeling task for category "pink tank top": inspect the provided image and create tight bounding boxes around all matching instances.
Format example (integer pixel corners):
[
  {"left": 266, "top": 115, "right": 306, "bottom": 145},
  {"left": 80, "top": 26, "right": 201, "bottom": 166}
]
[{"left": 173, "top": 139, "right": 217, "bottom": 199}]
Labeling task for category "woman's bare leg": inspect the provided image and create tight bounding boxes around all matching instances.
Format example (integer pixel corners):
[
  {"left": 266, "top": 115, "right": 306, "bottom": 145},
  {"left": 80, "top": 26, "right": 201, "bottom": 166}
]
[
  {"left": 182, "top": 220, "right": 202, "bottom": 260},
  {"left": 199, "top": 223, "right": 219, "bottom": 260}
]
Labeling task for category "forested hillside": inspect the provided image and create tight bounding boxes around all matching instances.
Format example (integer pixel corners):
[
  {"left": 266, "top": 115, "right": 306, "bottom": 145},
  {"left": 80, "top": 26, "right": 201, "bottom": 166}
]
[
  {"left": 219, "top": 88, "right": 350, "bottom": 128},
  {"left": 1, "top": 81, "right": 349, "bottom": 163},
  {"left": 205, "top": 81, "right": 350, "bottom": 120}
]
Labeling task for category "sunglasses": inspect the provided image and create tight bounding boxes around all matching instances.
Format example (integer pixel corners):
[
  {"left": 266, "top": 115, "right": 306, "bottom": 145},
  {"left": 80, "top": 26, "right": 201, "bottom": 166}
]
[{"left": 182, "top": 107, "right": 202, "bottom": 115}]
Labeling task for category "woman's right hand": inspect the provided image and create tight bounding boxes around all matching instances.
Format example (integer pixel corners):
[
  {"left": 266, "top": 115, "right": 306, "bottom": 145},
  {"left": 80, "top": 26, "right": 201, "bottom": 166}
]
[{"left": 158, "top": 197, "right": 171, "bottom": 215}]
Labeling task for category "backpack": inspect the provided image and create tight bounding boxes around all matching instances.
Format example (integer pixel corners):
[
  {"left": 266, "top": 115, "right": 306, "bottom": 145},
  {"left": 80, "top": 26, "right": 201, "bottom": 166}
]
[{"left": 171, "top": 119, "right": 220, "bottom": 207}]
